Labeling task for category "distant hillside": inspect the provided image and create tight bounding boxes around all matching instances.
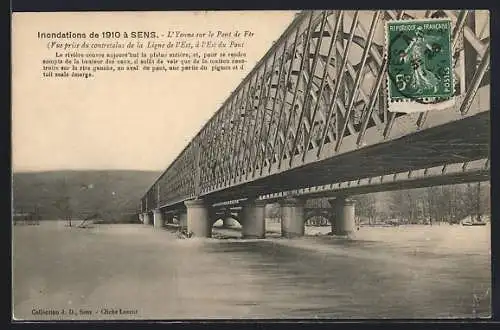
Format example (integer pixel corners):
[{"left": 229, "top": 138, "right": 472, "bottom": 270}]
[{"left": 13, "top": 170, "right": 161, "bottom": 221}]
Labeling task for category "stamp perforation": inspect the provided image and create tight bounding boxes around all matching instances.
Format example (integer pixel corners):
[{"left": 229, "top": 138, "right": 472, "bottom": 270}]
[{"left": 384, "top": 14, "right": 457, "bottom": 113}]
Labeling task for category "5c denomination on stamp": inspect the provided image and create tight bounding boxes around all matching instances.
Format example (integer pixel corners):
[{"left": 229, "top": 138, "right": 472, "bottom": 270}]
[{"left": 386, "top": 18, "right": 455, "bottom": 113}]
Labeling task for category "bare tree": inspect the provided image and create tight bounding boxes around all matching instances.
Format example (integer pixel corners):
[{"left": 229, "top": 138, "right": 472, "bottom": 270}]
[
  {"left": 426, "top": 187, "right": 436, "bottom": 225},
  {"left": 52, "top": 175, "right": 76, "bottom": 227},
  {"left": 476, "top": 182, "right": 482, "bottom": 222},
  {"left": 53, "top": 195, "right": 73, "bottom": 226},
  {"left": 355, "top": 194, "right": 377, "bottom": 225},
  {"left": 390, "top": 190, "right": 416, "bottom": 224}
]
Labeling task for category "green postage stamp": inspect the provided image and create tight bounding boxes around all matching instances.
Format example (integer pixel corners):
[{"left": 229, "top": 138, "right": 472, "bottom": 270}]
[{"left": 386, "top": 18, "right": 455, "bottom": 113}]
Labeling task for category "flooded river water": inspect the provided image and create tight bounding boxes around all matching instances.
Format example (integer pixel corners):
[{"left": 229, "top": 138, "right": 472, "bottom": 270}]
[{"left": 13, "top": 220, "right": 491, "bottom": 320}]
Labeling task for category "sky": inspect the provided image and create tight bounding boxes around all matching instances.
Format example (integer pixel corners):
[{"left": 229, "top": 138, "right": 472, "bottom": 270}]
[
  {"left": 12, "top": 11, "right": 298, "bottom": 172},
  {"left": 12, "top": 10, "right": 489, "bottom": 173}
]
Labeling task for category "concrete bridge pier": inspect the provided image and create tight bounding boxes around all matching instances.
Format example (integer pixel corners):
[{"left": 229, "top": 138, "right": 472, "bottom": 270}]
[
  {"left": 280, "top": 197, "right": 305, "bottom": 238},
  {"left": 240, "top": 199, "right": 266, "bottom": 238},
  {"left": 153, "top": 209, "right": 164, "bottom": 228},
  {"left": 331, "top": 197, "right": 356, "bottom": 236},
  {"left": 178, "top": 212, "right": 187, "bottom": 230},
  {"left": 143, "top": 212, "right": 151, "bottom": 225},
  {"left": 222, "top": 217, "right": 233, "bottom": 228},
  {"left": 185, "top": 199, "right": 212, "bottom": 238}
]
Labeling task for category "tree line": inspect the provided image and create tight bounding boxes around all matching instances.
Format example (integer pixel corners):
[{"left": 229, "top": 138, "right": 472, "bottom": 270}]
[
  {"left": 355, "top": 182, "right": 490, "bottom": 225},
  {"left": 263, "top": 182, "right": 490, "bottom": 225}
]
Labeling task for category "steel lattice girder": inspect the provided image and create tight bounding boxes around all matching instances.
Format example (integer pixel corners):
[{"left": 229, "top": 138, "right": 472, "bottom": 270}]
[
  {"left": 258, "top": 157, "right": 490, "bottom": 202},
  {"left": 141, "top": 10, "right": 490, "bottom": 212}
]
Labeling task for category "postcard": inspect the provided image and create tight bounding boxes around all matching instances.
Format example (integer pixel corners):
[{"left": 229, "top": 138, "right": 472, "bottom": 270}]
[{"left": 12, "top": 10, "right": 491, "bottom": 320}]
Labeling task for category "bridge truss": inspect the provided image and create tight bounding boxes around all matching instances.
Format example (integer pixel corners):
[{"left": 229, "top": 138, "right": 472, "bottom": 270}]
[{"left": 141, "top": 10, "right": 490, "bottom": 213}]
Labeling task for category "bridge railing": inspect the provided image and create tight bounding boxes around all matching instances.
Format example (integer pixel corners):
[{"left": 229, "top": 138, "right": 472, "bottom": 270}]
[{"left": 141, "top": 10, "right": 490, "bottom": 212}]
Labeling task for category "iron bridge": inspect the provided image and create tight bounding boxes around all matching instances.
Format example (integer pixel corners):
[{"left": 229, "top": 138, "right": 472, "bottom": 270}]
[{"left": 140, "top": 10, "right": 490, "bottom": 213}]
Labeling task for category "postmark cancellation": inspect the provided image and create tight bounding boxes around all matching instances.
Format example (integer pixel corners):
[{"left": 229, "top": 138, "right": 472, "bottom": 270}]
[{"left": 386, "top": 18, "right": 455, "bottom": 113}]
